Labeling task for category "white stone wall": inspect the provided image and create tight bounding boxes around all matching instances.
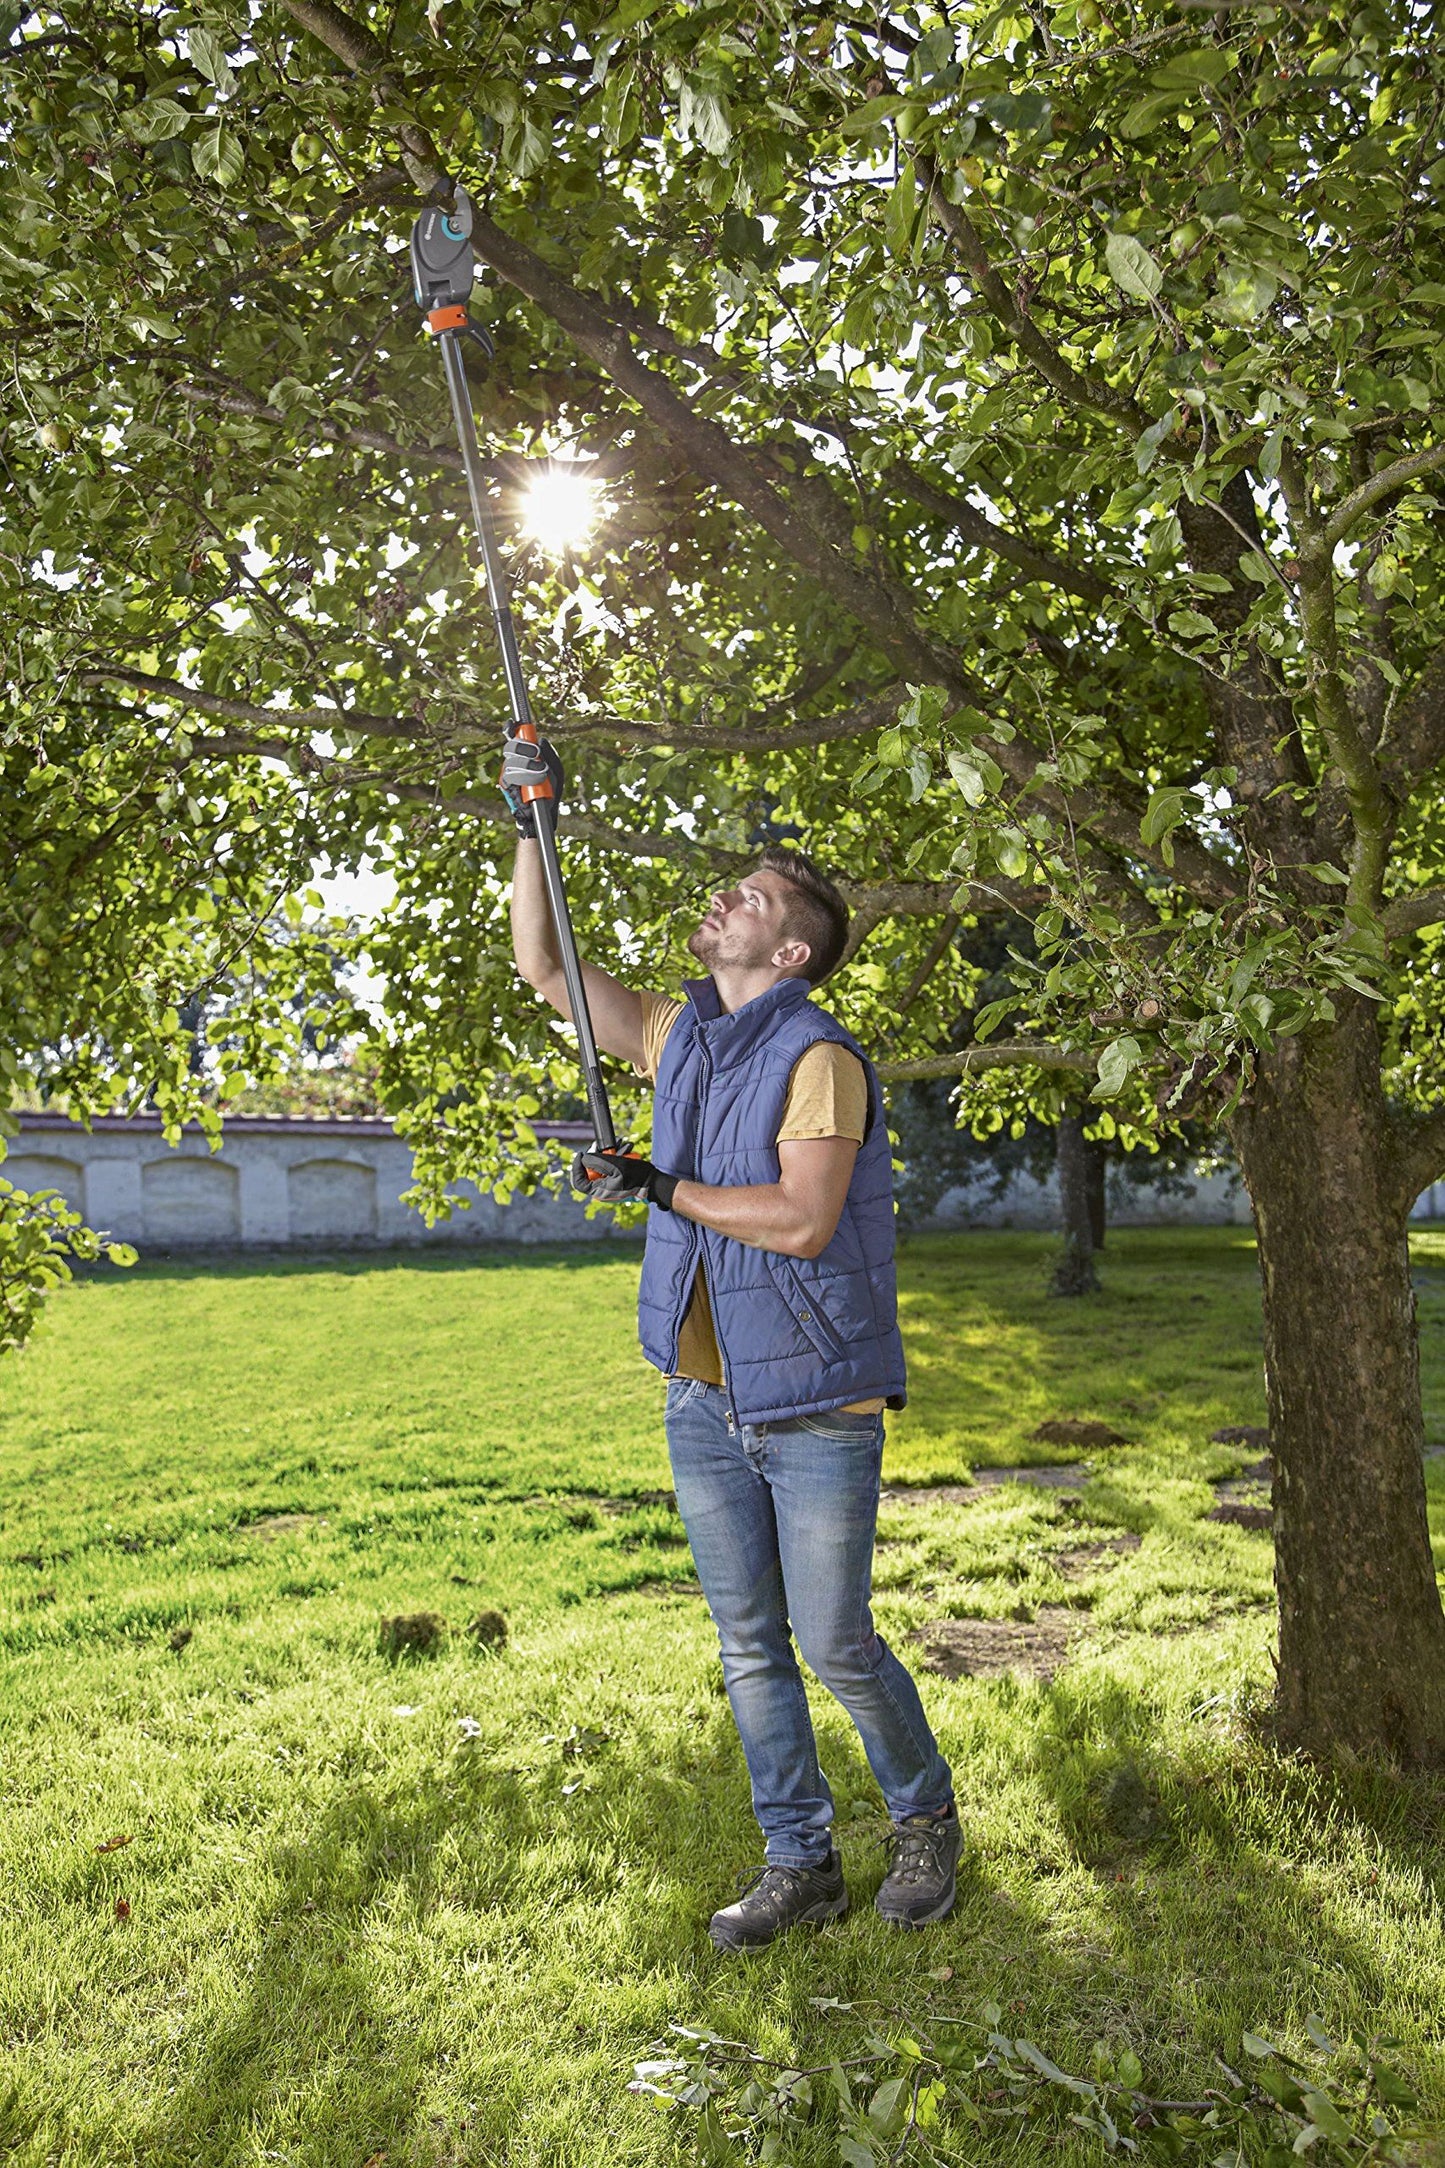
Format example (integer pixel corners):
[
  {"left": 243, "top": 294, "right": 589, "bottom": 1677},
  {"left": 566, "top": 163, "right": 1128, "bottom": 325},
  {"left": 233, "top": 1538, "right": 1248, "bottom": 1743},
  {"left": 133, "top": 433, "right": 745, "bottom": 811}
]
[
  {"left": 920, "top": 1160, "right": 1253, "bottom": 1233},
  {"left": 5, "top": 1115, "right": 636, "bottom": 1251}
]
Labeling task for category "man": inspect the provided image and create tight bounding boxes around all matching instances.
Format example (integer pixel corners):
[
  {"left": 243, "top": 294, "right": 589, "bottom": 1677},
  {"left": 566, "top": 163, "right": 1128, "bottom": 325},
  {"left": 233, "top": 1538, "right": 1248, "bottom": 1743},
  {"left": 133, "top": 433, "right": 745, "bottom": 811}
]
[{"left": 503, "top": 736, "right": 958, "bottom": 1951}]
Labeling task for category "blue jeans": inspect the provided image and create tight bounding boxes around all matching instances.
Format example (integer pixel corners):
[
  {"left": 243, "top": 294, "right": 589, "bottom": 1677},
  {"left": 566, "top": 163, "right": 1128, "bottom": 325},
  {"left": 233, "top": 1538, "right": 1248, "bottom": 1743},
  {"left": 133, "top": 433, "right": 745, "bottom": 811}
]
[{"left": 664, "top": 1377, "right": 953, "bottom": 1868}]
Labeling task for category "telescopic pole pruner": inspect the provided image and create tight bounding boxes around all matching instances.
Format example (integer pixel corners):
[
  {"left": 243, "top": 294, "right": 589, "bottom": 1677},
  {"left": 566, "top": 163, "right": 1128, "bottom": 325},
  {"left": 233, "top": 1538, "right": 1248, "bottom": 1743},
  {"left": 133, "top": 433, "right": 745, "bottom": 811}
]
[{"left": 410, "top": 190, "right": 618, "bottom": 1157}]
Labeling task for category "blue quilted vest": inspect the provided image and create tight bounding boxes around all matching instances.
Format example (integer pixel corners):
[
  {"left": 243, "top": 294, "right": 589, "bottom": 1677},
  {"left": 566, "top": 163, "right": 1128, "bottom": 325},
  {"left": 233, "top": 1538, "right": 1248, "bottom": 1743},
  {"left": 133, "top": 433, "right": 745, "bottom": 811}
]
[{"left": 636, "top": 975, "right": 907, "bottom": 1424}]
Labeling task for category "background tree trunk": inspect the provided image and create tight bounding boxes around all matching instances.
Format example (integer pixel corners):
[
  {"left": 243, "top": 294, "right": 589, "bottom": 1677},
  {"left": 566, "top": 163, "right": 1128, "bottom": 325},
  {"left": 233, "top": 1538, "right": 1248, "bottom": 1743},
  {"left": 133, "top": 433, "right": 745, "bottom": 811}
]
[
  {"left": 1086, "top": 1139, "right": 1107, "bottom": 1252},
  {"left": 1052, "top": 1108, "right": 1100, "bottom": 1297},
  {"left": 1232, "top": 1003, "right": 1445, "bottom": 1767}
]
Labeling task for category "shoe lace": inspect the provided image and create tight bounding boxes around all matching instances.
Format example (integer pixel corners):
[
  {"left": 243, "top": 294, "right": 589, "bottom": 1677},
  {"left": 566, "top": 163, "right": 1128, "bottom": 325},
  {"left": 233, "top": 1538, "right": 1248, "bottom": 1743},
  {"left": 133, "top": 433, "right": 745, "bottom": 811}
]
[
  {"left": 734, "top": 1862, "right": 807, "bottom": 1906},
  {"left": 886, "top": 1818, "right": 947, "bottom": 1886}
]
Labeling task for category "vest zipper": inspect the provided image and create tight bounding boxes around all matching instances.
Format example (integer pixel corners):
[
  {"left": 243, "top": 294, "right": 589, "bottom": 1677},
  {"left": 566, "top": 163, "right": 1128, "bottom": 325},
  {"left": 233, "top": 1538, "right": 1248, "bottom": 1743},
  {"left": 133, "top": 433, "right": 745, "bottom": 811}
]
[{"left": 695, "top": 1028, "right": 740, "bottom": 1430}]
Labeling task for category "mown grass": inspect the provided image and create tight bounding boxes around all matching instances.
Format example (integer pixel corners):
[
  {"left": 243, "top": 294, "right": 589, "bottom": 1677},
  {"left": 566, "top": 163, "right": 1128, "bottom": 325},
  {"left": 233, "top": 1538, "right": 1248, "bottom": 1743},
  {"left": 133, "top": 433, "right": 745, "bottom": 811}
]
[{"left": 0, "top": 1228, "right": 1442, "bottom": 2166}]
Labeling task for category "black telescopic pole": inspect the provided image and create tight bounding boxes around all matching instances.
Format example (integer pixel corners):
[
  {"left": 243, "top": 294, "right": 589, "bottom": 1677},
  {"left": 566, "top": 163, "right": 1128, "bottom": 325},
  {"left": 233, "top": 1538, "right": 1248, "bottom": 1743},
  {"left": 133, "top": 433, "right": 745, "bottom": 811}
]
[{"left": 410, "top": 192, "right": 617, "bottom": 1155}]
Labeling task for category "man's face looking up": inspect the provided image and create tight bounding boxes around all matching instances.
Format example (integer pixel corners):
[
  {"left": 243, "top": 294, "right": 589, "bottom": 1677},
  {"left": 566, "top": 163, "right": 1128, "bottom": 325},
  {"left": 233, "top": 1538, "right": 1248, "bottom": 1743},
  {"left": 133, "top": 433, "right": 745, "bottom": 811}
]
[{"left": 687, "top": 869, "right": 812, "bottom": 980}]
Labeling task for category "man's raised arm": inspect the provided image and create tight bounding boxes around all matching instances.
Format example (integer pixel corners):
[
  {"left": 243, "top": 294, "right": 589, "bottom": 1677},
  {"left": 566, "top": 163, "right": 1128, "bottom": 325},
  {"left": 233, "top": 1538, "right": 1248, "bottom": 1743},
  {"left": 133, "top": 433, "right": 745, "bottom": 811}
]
[{"left": 509, "top": 834, "right": 645, "bottom": 1071}]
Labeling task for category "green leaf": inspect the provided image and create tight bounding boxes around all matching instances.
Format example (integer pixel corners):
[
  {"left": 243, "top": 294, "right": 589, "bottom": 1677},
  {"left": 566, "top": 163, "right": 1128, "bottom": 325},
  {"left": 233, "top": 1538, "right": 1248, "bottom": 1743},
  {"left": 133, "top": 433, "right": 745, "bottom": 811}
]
[
  {"left": 946, "top": 746, "right": 1002, "bottom": 804},
  {"left": 501, "top": 115, "right": 548, "bottom": 178},
  {"left": 121, "top": 97, "right": 192, "bottom": 143},
  {"left": 1167, "top": 608, "right": 1216, "bottom": 641},
  {"left": 679, "top": 79, "right": 732, "bottom": 156},
  {"left": 1105, "top": 231, "right": 1163, "bottom": 302},
  {"left": 192, "top": 121, "right": 244, "bottom": 189},
  {"left": 600, "top": 64, "right": 641, "bottom": 147},
  {"left": 1151, "top": 45, "right": 1234, "bottom": 90},
  {"left": 838, "top": 93, "right": 915, "bottom": 136},
  {"left": 1370, "top": 2061, "right": 1418, "bottom": 2108},
  {"left": 187, "top": 26, "right": 236, "bottom": 95},
  {"left": 1141, "top": 786, "right": 1191, "bottom": 849},
  {"left": 883, "top": 161, "right": 922, "bottom": 262},
  {"left": 1299, "top": 2090, "right": 1352, "bottom": 2145},
  {"left": 1092, "top": 1035, "right": 1143, "bottom": 1101},
  {"left": 598, "top": 0, "right": 671, "bottom": 29},
  {"left": 1119, "top": 90, "right": 1181, "bottom": 138},
  {"left": 1135, "top": 412, "right": 1176, "bottom": 474},
  {"left": 1217, "top": 263, "right": 1278, "bottom": 323},
  {"left": 125, "top": 312, "right": 183, "bottom": 343},
  {"left": 1015, "top": 2040, "right": 1094, "bottom": 2095},
  {"left": 868, "top": 2077, "right": 909, "bottom": 2134},
  {"left": 839, "top": 2137, "right": 878, "bottom": 2168},
  {"left": 1117, "top": 2047, "right": 1144, "bottom": 2090},
  {"left": 1253, "top": 2064, "right": 1306, "bottom": 2111},
  {"left": 971, "top": 998, "right": 1014, "bottom": 1042}
]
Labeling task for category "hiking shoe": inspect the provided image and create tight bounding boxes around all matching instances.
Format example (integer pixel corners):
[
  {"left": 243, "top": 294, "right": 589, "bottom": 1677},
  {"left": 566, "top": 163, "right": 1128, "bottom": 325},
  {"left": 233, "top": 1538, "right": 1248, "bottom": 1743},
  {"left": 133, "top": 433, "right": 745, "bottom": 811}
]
[
  {"left": 708, "top": 1851, "right": 849, "bottom": 1951},
  {"left": 874, "top": 1810, "right": 961, "bottom": 1928}
]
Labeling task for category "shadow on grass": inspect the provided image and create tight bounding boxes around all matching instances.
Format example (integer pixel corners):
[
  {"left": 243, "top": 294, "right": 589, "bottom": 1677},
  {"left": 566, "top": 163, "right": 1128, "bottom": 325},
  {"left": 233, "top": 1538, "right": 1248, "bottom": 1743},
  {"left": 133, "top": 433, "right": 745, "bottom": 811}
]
[
  {"left": 1028, "top": 1671, "right": 1445, "bottom": 2019},
  {"left": 127, "top": 1659, "right": 1444, "bottom": 2166},
  {"left": 129, "top": 1693, "right": 753, "bottom": 2165}
]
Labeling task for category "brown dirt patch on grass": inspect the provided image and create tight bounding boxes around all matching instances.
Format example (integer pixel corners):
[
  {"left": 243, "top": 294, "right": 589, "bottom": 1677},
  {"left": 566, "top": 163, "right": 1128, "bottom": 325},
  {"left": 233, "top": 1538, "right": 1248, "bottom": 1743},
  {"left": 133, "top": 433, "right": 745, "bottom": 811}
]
[
  {"left": 881, "top": 1465, "right": 1090, "bottom": 1511},
  {"left": 1030, "top": 1418, "right": 1129, "bottom": 1450},
  {"left": 244, "top": 1513, "right": 327, "bottom": 1541},
  {"left": 914, "top": 1606, "right": 1078, "bottom": 1683}
]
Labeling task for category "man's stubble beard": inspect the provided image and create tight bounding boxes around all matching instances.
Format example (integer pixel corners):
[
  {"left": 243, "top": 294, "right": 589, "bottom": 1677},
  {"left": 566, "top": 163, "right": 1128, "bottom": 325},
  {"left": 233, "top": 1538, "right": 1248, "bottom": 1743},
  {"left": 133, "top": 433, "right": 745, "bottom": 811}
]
[
  {"left": 685, "top": 921, "right": 716, "bottom": 968},
  {"left": 686, "top": 919, "right": 772, "bottom": 972}
]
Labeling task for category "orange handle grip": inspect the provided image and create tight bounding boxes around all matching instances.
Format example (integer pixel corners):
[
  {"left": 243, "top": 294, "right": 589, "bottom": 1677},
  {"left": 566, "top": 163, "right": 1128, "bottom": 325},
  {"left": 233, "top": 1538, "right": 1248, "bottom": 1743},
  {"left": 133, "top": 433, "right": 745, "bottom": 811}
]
[{"left": 511, "top": 719, "right": 554, "bottom": 803}]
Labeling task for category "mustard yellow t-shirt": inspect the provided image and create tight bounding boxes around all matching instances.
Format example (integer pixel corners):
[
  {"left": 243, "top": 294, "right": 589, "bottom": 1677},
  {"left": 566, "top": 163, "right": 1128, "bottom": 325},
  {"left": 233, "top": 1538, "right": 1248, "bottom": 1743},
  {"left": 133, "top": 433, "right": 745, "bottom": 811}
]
[{"left": 638, "top": 991, "right": 884, "bottom": 1414}]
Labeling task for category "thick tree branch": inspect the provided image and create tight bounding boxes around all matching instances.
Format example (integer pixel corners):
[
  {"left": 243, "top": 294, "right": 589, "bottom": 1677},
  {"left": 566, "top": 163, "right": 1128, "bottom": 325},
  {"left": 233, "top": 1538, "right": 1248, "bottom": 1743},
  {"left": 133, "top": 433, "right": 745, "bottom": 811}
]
[
  {"left": 590, "top": 292, "right": 1110, "bottom": 601},
  {"left": 1323, "top": 442, "right": 1445, "bottom": 550},
  {"left": 1382, "top": 889, "right": 1445, "bottom": 942},
  {"left": 877, "top": 1041, "right": 1094, "bottom": 1082},
  {"left": 84, "top": 667, "right": 449, "bottom": 744},
  {"left": 1380, "top": 639, "right": 1445, "bottom": 791},
  {"left": 172, "top": 378, "right": 468, "bottom": 475},
  {"left": 918, "top": 157, "right": 1147, "bottom": 432},
  {"left": 886, "top": 460, "right": 1110, "bottom": 604},
  {"left": 1393, "top": 1105, "right": 1445, "bottom": 1211},
  {"left": 80, "top": 667, "right": 920, "bottom": 756},
  {"left": 1277, "top": 447, "right": 1389, "bottom": 904}
]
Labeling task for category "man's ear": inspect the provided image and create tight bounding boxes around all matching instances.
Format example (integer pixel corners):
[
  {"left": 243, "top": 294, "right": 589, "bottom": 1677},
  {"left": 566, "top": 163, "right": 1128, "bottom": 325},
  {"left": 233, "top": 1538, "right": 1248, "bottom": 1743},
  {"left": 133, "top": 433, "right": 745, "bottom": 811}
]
[{"left": 772, "top": 938, "right": 812, "bottom": 975}]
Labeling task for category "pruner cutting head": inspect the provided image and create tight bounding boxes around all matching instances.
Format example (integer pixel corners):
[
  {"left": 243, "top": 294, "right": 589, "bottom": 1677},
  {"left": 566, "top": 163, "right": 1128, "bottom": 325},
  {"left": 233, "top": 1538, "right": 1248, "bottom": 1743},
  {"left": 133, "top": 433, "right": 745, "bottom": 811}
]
[{"left": 411, "top": 187, "right": 476, "bottom": 313}]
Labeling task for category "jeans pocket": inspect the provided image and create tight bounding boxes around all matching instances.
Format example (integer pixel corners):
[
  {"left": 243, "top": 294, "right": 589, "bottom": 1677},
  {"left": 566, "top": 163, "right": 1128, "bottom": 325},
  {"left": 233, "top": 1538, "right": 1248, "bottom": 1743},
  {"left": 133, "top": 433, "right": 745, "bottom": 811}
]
[
  {"left": 791, "top": 1409, "right": 883, "bottom": 1443},
  {"left": 665, "top": 1374, "right": 707, "bottom": 1409}
]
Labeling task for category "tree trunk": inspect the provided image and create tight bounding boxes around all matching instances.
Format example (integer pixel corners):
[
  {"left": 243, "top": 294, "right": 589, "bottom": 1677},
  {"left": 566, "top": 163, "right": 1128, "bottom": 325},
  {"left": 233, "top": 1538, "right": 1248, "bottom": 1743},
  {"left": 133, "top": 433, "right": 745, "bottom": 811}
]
[
  {"left": 1231, "top": 1004, "right": 1445, "bottom": 1766},
  {"left": 1052, "top": 1108, "right": 1100, "bottom": 1297},
  {"left": 1086, "top": 1139, "right": 1107, "bottom": 1251}
]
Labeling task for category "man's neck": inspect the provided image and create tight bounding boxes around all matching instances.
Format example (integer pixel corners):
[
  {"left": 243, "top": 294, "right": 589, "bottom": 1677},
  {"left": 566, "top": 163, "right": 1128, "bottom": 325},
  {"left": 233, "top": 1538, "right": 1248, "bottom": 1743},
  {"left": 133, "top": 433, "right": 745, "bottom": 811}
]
[{"left": 709, "top": 966, "right": 802, "bottom": 1016}]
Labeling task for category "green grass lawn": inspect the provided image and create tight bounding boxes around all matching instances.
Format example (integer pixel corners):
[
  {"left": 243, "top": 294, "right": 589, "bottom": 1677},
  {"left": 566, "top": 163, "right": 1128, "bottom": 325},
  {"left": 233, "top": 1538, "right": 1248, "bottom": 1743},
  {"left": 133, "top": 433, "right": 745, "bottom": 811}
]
[{"left": 1, "top": 1228, "right": 1443, "bottom": 2165}]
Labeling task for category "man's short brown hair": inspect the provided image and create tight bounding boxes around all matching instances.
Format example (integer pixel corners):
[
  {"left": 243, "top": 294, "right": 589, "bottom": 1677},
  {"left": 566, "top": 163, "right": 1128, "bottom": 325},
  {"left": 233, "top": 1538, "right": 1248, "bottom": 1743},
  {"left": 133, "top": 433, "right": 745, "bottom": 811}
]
[{"left": 758, "top": 846, "right": 850, "bottom": 985}]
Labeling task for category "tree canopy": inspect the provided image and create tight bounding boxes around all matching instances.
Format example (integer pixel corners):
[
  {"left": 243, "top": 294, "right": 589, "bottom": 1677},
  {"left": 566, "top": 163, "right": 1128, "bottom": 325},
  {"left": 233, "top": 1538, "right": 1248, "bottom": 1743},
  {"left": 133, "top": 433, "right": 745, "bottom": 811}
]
[{"left": 5, "top": 0, "right": 1442, "bottom": 1194}]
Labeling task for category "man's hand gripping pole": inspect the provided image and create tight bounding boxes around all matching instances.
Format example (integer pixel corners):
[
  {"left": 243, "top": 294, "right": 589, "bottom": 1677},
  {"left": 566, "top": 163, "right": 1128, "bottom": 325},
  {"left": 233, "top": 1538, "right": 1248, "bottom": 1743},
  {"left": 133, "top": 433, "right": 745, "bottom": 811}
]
[{"left": 411, "top": 191, "right": 621, "bottom": 1178}]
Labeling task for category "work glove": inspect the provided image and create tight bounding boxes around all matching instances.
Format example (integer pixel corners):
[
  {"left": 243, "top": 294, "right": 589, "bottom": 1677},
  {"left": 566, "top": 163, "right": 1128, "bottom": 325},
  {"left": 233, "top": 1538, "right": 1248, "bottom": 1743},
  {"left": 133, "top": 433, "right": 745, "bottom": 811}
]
[
  {"left": 570, "top": 1145, "right": 678, "bottom": 1211},
  {"left": 499, "top": 732, "right": 564, "bottom": 839}
]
